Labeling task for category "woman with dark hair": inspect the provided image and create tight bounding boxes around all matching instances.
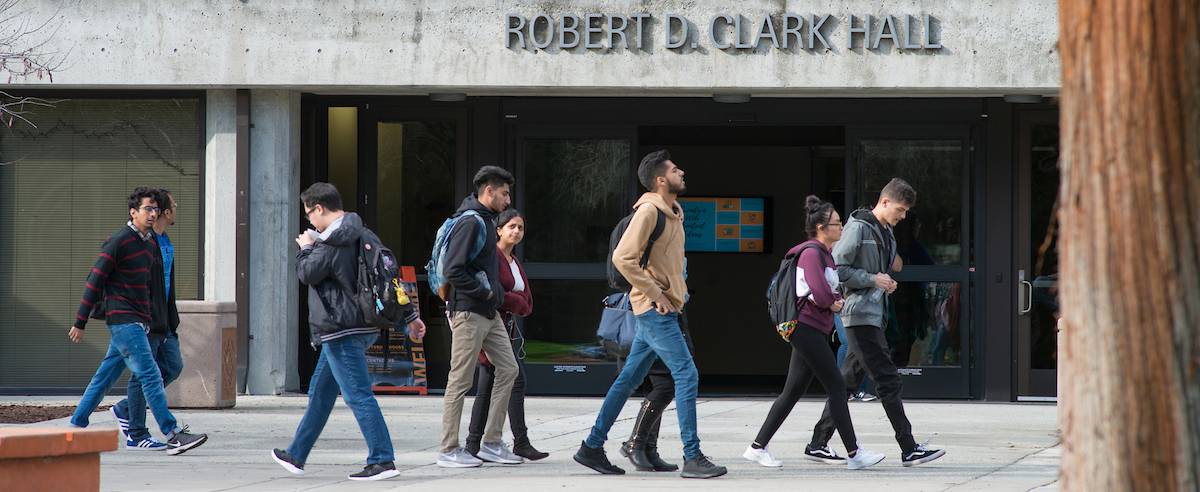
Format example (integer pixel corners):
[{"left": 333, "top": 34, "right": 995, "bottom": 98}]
[
  {"left": 464, "top": 209, "right": 548, "bottom": 461},
  {"left": 743, "top": 196, "right": 885, "bottom": 470}
]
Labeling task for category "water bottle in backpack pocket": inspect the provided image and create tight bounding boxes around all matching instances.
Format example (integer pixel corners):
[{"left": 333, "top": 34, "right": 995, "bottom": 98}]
[{"left": 426, "top": 210, "right": 488, "bottom": 301}]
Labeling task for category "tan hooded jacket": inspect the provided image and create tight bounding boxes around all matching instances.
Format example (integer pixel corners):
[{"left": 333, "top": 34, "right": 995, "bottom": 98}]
[{"left": 613, "top": 192, "right": 688, "bottom": 315}]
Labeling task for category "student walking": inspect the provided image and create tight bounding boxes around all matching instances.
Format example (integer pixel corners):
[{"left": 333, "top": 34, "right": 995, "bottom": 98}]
[
  {"left": 68, "top": 187, "right": 208, "bottom": 455},
  {"left": 744, "top": 195, "right": 885, "bottom": 470},
  {"left": 573, "top": 150, "right": 726, "bottom": 479},
  {"left": 806, "top": 178, "right": 946, "bottom": 467},
  {"left": 110, "top": 189, "right": 186, "bottom": 451},
  {"left": 436, "top": 166, "right": 524, "bottom": 468},
  {"left": 271, "top": 182, "right": 426, "bottom": 481},
  {"left": 464, "top": 209, "right": 549, "bottom": 461}
]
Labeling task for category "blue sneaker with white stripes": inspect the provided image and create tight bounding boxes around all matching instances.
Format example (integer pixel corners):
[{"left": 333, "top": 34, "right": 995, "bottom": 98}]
[
  {"left": 110, "top": 405, "right": 130, "bottom": 437},
  {"left": 126, "top": 437, "right": 168, "bottom": 451}
]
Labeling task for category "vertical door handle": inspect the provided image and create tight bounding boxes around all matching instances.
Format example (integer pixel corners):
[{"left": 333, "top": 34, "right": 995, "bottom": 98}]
[{"left": 1018, "top": 269, "right": 1033, "bottom": 315}]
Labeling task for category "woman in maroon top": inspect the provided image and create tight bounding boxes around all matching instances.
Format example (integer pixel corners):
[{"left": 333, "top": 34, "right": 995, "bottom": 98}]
[
  {"left": 465, "top": 209, "right": 548, "bottom": 461},
  {"left": 743, "top": 196, "right": 885, "bottom": 470}
]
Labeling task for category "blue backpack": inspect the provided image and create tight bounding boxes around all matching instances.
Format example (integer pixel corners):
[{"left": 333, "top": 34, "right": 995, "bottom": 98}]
[{"left": 426, "top": 210, "right": 487, "bottom": 301}]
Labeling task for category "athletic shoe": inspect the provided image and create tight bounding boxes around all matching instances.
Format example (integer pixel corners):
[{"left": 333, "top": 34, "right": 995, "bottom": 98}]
[
  {"left": 573, "top": 441, "right": 625, "bottom": 475},
  {"left": 125, "top": 437, "right": 167, "bottom": 451},
  {"left": 847, "top": 393, "right": 859, "bottom": 401},
  {"left": 437, "top": 447, "right": 483, "bottom": 468},
  {"left": 742, "top": 445, "right": 783, "bottom": 467},
  {"left": 110, "top": 405, "right": 130, "bottom": 437},
  {"left": 348, "top": 462, "right": 400, "bottom": 481},
  {"left": 846, "top": 447, "right": 886, "bottom": 470},
  {"left": 165, "top": 427, "right": 208, "bottom": 455},
  {"left": 804, "top": 444, "right": 846, "bottom": 465},
  {"left": 680, "top": 455, "right": 727, "bottom": 479},
  {"left": 271, "top": 448, "right": 305, "bottom": 475},
  {"left": 477, "top": 441, "right": 524, "bottom": 464},
  {"left": 902, "top": 443, "right": 946, "bottom": 467},
  {"left": 857, "top": 392, "right": 879, "bottom": 402}
]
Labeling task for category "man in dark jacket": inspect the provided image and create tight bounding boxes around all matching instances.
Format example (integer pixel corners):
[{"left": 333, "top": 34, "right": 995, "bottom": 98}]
[
  {"left": 111, "top": 189, "right": 186, "bottom": 451},
  {"left": 272, "top": 182, "right": 425, "bottom": 482},
  {"left": 436, "top": 166, "right": 523, "bottom": 468}
]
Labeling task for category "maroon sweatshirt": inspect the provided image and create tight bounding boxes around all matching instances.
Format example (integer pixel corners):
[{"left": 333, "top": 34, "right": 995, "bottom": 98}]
[{"left": 793, "top": 240, "right": 842, "bottom": 335}]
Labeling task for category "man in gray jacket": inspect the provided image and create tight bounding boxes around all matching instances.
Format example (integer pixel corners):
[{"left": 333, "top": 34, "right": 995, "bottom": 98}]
[{"left": 805, "top": 178, "right": 946, "bottom": 467}]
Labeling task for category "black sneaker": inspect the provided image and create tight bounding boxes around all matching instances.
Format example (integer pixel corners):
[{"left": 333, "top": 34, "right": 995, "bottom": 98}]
[
  {"left": 902, "top": 444, "right": 946, "bottom": 467},
  {"left": 166, "top": 427, "right": 208, "bottom": 456},
  {"left": 681, "top": 455, "right": 727, "bottom": 479},
  {"left": 271, "top": 449, "right": 305, "bottom": 475},
  {"left": 348, "top": 462, "right": 400, "bottom": 481},
  {"left": 804, "top": 444, "right": 847, "bottom": 465},
  {"left": 573, "top": 441, "right": 625, "bottom": 475},
  {"left": 858, "top": 392, "right": 879, "bottom": 402}
]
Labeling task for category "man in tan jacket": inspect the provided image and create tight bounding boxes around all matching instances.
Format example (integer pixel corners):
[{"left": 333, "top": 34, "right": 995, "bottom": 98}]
[{"left": 573, "top": 150, "right": 727, "bottom": 479}]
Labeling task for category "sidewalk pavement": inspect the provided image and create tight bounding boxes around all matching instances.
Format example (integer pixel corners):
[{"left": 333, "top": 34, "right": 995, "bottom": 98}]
[{"left": 1, "top": 395, "right": 1059, "bottom": 491}]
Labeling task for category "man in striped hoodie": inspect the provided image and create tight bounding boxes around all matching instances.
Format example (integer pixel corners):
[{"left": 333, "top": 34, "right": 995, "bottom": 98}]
[{"left": 67, "top": 187, "right": 207, "bottom": 455}]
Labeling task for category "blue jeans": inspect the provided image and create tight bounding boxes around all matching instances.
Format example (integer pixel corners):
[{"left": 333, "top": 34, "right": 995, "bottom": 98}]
[
  {"left": 586, "top": 310, "right": 701, "bottom": 460},
  {"left": 70, "top": 323, "right": 179, "bottom": 436},
  {"left": 116, "top": 332, "right": 184, "bottom": 441},
  {"left": 835, "top": 316, "right": 872, "bottom": 393},
  {"left": 287, "top": 332, "right": 394, "bottom": 465}
]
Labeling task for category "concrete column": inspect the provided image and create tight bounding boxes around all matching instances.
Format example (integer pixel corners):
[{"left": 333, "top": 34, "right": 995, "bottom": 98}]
[
  {"left": 246, "top": 90, "right": 301, "bottom": 395},
  {"left": 204, "top": 90, "right": 238, "bottom": 302}
]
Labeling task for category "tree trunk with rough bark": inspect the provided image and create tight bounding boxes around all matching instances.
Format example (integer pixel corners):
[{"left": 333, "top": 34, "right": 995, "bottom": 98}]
[{"left": 1058, "top": 1, "right": 1200, "bottom": 490}]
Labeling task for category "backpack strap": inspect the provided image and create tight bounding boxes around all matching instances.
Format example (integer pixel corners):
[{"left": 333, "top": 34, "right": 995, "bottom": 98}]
[
  {"left": 794, "top": 242, "right": 828, "bottom": 270},
  {"left": 638, "top": 209, "right": 667, "bottom": 269},
  {"left": 458, "top": 210, "right": 488, "bottom": 261}
]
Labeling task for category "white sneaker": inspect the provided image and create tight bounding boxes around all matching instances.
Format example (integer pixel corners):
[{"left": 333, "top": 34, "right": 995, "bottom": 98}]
[
  {"left": 742, "top": 445, "right": 783, "bottom": 467},
  {"left": 847, "top": 447, "right": 886, "bottom": 470},
  {"left": 437, "top": 447, "right": 483, "bottom": 468},
  {"left": 477, "top": 441, "right": 524, "bottom": 464}
]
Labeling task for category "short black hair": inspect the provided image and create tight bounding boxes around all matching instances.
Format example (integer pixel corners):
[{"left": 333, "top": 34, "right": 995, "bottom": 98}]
[
  {"left": 473, "top": 166, "right": 514, "bottom": 194},
  {"left": 153, "top": 188, "right": 174, "bottom": 212},
  {"left": 128, "top": 187, "right": 158, "bottom": 211},
  {"left": 881, "top": 178, "right": 917, "bottom": 206},
  {"left": 637, "top": 150, "right": 671, "bottom": 191},
  {"left": 300, "top": 182, "right": 344, "bottom": 212}
]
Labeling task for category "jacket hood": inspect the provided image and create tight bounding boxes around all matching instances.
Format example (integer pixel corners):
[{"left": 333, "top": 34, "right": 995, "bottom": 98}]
[
  {"left": 320, "top": 212, "right": 365, "bottom": 247},
  {"left": 633, "top": 192, "right": 682, "bottom": 220},
  {"left": 457, "top": 193, "right": 497, "bottom": 217}
]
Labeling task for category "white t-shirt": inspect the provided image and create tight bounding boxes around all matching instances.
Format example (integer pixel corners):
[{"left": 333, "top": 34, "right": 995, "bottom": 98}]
[{"left": 508, "top": 258, "right": 525, "bottom": 293}]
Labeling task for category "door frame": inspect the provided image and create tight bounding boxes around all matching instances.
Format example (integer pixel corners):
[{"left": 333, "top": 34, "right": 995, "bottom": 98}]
[
  {"left": 1014, "top": 109, "right": 1059, "bottom": 400},
  {"left": 845, "top": 124, "right": 975, "bottom": 398}
]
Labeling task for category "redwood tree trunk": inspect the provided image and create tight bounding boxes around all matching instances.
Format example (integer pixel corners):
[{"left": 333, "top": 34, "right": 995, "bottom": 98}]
[{"left": 1058, "top": 1, "right": 1200, "bottom": 490}]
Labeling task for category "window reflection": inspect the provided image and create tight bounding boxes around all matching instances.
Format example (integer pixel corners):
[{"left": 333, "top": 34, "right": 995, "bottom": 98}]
[
  {"left": 886, "top": 281, "right": 963, "bottom": 367},
  {"left": 523, "top": 139, "right": 630, "bottom": 263},
  {"left": 520, "top": 280, "right": 611, "bottom": 364}
]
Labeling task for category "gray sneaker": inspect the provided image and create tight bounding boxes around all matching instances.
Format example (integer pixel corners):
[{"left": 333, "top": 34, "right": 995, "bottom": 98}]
[
  {"left": 477, "top": 441, "right": 524, "bottom": 464},
  {"left": 437, "top": 447, "right": 483, "bottom": 468}
]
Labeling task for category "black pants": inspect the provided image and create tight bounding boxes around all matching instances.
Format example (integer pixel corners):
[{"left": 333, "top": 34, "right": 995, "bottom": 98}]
[
  {"left": 467, "top": 324, "right": 528, "bottom": 444},
  {"left": 811, "top": 325, "right": 917, "bottom": 453},
  {"left": 753, "top": 324, "right": 857, "bottom": 452}
]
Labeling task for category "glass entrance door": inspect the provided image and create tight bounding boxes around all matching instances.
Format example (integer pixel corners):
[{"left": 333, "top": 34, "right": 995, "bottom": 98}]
[
  {"left": 846, "top": 125, "right": 974, "bottom": 398},
  {"left": 1015, "top": 111, "right": 1059, "bottom": 400},
  {"left": 512, "top": 124, "right": 637, "bottom": 395}
]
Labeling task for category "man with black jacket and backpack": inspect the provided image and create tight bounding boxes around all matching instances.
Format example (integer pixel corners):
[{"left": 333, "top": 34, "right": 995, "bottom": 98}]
[
  {"left": 436, "top": 166, "right": 524, "bottom": 468},
  {"left": 271, "top": 182, "right": 425, "bottom": 482},
  {"left": 574, "top": 150, "right": 726, "bottom": 479},
  {"left": 804, "top": 178, "right": 946, "bottom": 467}
]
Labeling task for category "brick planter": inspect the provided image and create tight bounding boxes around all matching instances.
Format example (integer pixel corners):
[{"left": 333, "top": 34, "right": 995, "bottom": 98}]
[{"left": 0, "top": 428, "right": 119, "bottom": 492}]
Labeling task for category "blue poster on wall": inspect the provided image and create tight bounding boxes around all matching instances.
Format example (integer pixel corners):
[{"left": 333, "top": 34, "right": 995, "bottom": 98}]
[{"left": 678, "top": 197, "right": 767, "bottom": 253}]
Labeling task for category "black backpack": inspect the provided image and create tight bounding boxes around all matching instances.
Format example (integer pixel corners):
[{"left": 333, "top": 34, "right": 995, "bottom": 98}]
[
  {"left": 765, "top": 242, "right": 827, "bottom": 334},
  {"left": 606, "top": 207, "right": 667, "bottom": 291},
  {"left": 355, "top": 228, "right": 406, "bottom": 327}
]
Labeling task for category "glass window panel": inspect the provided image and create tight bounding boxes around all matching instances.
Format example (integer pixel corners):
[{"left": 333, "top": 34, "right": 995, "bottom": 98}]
[
  {"left": 521, "top": 280, "right": 611, "bottom": 364},
  {"left": 375, "top": 121, "right": 456, "bottom": 267},
  {"left": 1029, "top": 123, "right": 1060, "bottom": 370},
  {"left": 522, "top": 139, "right": 630, "bottom": 263},
  {"left": 886, "top": 281, "right": 964, "bottom": 367},
  {"left": 0, "top": 97, "right": 202, "bottom": 388},
  {"left": 857, "top": 139, "right": 964, "bottom": 266},
  {"left": 327, "top": 107, "right": 358, "bottom": 211}
]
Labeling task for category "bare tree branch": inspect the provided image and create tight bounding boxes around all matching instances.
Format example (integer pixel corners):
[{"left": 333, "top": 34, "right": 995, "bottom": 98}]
[{"left": 0, "top": 0, "right": 69, "bottom": 127}]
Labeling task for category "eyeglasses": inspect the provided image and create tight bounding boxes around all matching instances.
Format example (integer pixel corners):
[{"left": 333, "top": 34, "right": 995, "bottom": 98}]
[
  {"left": 304, "top": 206, "right": 318, "bottom": 221},
  {"left": 140, "top": 206, "right": 161, "bottom": 214},
  {"left": 825, "top": 222, "right": 843, "bottom": 228}
]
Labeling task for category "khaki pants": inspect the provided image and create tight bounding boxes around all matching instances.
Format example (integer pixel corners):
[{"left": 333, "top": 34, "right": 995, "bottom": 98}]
[{"left": 441, "top": 311, "right": 519, "bottom": 453}]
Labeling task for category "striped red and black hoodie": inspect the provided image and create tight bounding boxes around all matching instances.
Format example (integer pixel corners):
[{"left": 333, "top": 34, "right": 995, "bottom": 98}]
[{"left": 73, "top": 222, "right": 158, "bottom": 329}]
